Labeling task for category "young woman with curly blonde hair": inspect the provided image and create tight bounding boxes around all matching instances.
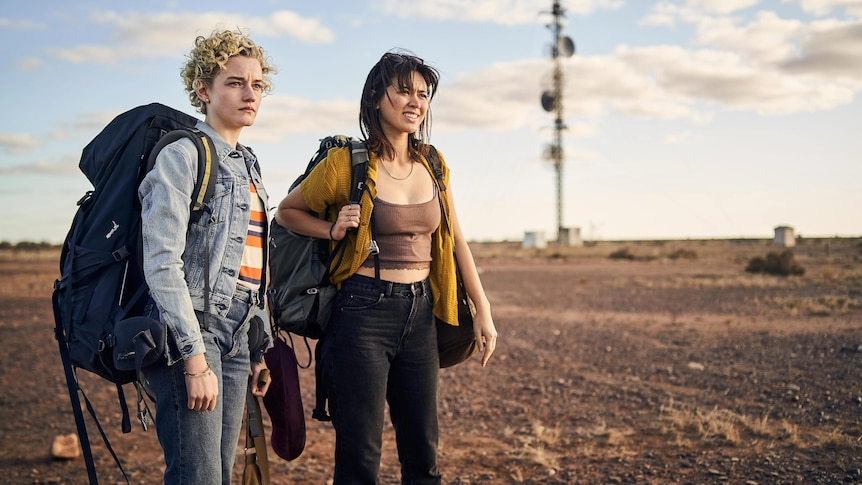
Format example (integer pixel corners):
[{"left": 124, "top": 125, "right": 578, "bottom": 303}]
[{"left": 139, "top": 29, "right": 276, "bottom": 484}]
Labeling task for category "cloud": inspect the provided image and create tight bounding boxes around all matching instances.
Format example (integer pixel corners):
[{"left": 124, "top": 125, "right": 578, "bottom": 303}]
[
  {"left": 685, "top": 0, "right": 759, "bottom": 14},
  {"left": 795, "top": 0, "right": 862, "bottom": 17},
  {"left": 0, "top": 17, "right": 46, "bottom": 30},
  {"left": 568, "top": 120, "right": 602, "bottom": 138},
  {"left": 640, "top": 5, "right": 678, "bottom": 27},
  {"left": 641, "top": 2, "right": 716, "bottom": 27},
  {"left": 48, "top": 10, "right": 335, "bottom": 65},
  {"left": 434, "top": 61, "right": 546, "bottom": 130},
  {"left": 694, "top": 11, "right": 804, "bottom": 64},
  {"left": 616, "top": 44, "right": 856, "bottom": 114},
  {"left": 636, "top": 3, "right": 862, "bottom": 112},
  {"left": 646, "top": 0, "right": 862, "bottom": 72},
  {"left": 0, "top": 133, "right": 42, "bottom": 155},
  {"left": 665, "top": 131, "right": 705, "bottom": 144},
  {"left": 16, "top": 58, "right": 43, "bottom": 71},
  {"left": 374, "top": 0, "right": 621, "bottom": 25},
  {"left": 0, "top": 158, "right": 80, "bottom": 176},
  {"left": 432, "top": 23, "right": 860, "bottom": 134},
  {"left": 242, "top": 95, "right": 357, "bottom": 143},
  {"left": 67, "top": 110, "right": 130, "bottom": 136},
  {"left": 782, "top": 19, "right": 862, "bottom": 76}
]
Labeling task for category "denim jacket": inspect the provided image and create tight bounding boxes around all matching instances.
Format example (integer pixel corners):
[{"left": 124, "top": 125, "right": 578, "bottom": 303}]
[{"left": 139, "top": 120, "right": 272, "bottom": 364}]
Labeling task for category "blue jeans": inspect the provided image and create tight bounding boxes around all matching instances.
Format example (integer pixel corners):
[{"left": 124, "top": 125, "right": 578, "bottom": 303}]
[
  {"left": 322, "top": 274, "right": 442, "bottom": 485},
  {"left": 144, "top": 285, "right": 258, "bottom": 484}
]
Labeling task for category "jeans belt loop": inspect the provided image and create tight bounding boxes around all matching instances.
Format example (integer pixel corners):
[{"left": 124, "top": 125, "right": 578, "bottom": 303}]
[{"left": 382, "top": 281, "right": 395, "bottom": 298}]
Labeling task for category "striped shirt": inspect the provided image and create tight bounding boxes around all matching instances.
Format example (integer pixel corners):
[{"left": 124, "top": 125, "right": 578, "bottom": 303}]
[{"left": 238, "top": 182, "right": 265, "bottom": 290}]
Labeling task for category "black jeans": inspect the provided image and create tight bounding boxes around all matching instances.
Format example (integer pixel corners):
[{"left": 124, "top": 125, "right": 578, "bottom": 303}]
[{"left": 322, "top": 274, "right": 441, "bottom": 485}]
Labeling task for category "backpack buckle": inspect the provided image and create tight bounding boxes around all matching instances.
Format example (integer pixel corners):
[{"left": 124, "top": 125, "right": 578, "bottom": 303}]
[{"left": 367, "top": 239, "right": 380, "bottom": 255}]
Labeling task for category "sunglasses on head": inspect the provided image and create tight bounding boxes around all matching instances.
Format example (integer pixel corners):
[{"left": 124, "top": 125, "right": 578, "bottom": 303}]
[{"left": 383, "top": 53, "right": 424, "bottom": 65}]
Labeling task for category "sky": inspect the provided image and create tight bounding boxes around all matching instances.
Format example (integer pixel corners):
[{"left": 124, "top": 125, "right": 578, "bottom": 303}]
[{"left": 1, "top": 0, "right": 860, "bottom": 243}]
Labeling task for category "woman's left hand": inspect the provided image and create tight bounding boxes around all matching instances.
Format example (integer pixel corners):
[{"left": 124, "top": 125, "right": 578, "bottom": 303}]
[
  {"left": 473, "top": 312, "right": 498, "bottom": 367},
  {"left": 250, "top": 361, "right": 271, "bottom": 397}
]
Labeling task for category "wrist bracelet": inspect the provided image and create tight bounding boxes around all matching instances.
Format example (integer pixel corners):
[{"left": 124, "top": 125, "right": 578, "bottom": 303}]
[
  {"left": 184, "top": 365, "right": 212, "bottom": 378},
  {"left": 329, "top": 222, "right": 336, "bottom": 240}
]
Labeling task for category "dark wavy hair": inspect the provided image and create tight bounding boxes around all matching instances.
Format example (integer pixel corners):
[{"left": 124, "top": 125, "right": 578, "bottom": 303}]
[{"left": 359, "top": 50, "right": 440, "bottom": 161}]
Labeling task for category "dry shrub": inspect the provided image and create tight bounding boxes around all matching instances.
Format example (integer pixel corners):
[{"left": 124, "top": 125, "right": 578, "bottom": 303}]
[
  {"left": 659, "top": 401, "right": 799, "bottom": 447},
  {"left": 608, "top": 248, "right": 636, "bottom": 260},
  {"left": 745, "top": 249, "right": 805, "bottom": 276},
  {"left": 668, "top": 248, "right": 699, "bottom": 260},
  {"left": 506, "top": 420, "right": 562, "bottom": 469},
  {"left": 766, "top": 295, "right": 857, "bottom": 316}
]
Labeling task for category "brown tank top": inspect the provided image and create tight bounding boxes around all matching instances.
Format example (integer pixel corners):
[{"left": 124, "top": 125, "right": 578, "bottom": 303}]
[{"left": 361, "top": 189, "right": 441, "bottom": 270}]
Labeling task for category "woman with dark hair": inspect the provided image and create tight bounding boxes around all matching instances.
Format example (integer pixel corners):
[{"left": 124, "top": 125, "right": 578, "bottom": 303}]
[{"left": 276, "top": 50, "right": 497, "bottom": 484}]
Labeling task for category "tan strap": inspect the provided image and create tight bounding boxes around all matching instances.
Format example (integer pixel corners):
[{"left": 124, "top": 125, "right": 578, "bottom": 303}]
[{"left": 244, "top": 384, "right": 271, "bottom": 485}]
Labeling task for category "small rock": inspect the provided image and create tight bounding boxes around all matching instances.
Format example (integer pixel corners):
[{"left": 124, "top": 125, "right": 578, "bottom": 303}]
[
  {"left": 786, "top": 384, "right": 801, "bottom": 392},
  {"left": 51, "top": 433, "right": 80, "bottom": 460},
  {"left": 687, "top": 362, "right": 705, "bottom": 371}
]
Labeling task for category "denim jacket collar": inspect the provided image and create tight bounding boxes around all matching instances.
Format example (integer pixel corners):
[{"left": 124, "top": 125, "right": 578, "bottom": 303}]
[{"left": 193, "top": 120, "right": 257, "bottom": 169}]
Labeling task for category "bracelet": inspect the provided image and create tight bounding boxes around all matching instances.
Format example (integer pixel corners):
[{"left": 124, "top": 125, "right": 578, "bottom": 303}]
[
  {"left": 184, "top": 365, "right": 212, "bottom": 379},
  {"left": 329, "top": 222, "right": 336, "bottom": 240}
]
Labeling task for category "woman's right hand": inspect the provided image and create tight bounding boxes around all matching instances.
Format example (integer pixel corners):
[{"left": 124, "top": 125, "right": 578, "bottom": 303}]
[
  {"left": 184, "top": 353, "right": 218, "bottom": 411},
  {"left": 331, "top": 203, "right": 361, "bottom": 240}
]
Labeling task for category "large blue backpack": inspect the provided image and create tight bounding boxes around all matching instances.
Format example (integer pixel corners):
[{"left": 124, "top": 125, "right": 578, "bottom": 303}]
[{"left": 51, "top": 103, "right": 217, "bottom": 484}]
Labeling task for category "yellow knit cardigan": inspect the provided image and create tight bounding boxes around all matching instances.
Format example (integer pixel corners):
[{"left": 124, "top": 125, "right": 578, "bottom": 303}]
[{"left": 299, "top": 145, "right": 460, "bottom": 326}]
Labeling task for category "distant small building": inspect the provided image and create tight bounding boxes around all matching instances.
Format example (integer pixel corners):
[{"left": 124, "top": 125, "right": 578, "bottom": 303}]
[
  {"left": 773, "top": 226, "right": 795, "bottom": 247},
  {"left": 523, "top": 231, "right": 547, "bottom": 249},
  {"left": 559, "top": 226, "right": 583, "bottom": 247}
]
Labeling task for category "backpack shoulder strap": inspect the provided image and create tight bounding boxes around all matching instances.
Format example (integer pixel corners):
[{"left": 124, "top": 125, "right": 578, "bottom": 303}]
[
  {"left": 347, "top": 140, "right": 369, "bottom": 204},
  {"left": 146, "top": 128, "right": 218, "bottom": 220},
  {"left": 324, "top": 140, "right": 369, "bottom": 275},
  {"left": 426, "top": 145, "right": 446, "bottom": 192}
]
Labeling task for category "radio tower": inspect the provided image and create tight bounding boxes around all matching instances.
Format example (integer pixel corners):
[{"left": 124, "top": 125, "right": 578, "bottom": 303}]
[{"left": 541, "top": 0, "right": 575, "bottom": 242}]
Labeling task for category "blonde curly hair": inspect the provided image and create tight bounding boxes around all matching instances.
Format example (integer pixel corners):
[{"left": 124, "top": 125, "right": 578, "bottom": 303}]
[{"left": 181, "top": 29, "right": 276, "bottom": 114}]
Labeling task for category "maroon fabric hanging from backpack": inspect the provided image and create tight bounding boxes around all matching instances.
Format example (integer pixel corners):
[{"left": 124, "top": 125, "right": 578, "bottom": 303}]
[{"left": 262, "top": 337, "right": 306, "bottom": 461}]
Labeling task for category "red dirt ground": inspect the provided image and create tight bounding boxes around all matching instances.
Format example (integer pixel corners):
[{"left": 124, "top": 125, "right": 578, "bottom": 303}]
[{"left": 1, "top": 238, "right": 861, "bottom": 484}]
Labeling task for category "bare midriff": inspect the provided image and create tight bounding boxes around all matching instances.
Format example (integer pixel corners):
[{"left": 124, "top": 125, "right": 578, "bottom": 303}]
[{"left": 354, "top": 266, "right": 430, "bottom": 284}]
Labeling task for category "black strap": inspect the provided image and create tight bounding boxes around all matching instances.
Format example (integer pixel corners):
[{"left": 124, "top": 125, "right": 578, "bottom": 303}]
[
  {"left": 53, "top": 311, "right": 100, "bottom": 484},
  {"left": 53, "top": 242, "right": 131, "bottom": 485},
  {"left": 312, "top": 338, "right": 331, "bottom": 421},
  {"left": 371, "top": 210, "right": 380, "bottom": 285},
  {"left": 53, "top": 296, "right": 130, "bottom": 485},
  {"left": 347, "top": 140, "right": 369, "bottom": 204},
  {"left": 427, "top": 146, "right": 446, "bottom": 191}
]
